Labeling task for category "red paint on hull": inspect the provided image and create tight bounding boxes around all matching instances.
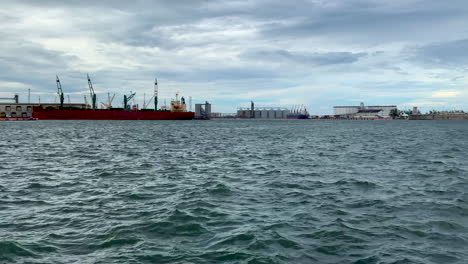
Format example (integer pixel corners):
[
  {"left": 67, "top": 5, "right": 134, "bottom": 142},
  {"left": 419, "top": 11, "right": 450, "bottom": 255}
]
[{"left": 32, "top": 107, "right": 194, "bottom": 120}]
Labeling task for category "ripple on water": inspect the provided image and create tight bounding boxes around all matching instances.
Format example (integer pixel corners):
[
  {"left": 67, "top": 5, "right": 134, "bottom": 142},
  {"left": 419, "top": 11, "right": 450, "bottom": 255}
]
[
  {"left": 0, "top": 241, "right": 36, "bottom": 262},
  {"left": 1, "top": 120, "right": 468, "bottom": 263}
]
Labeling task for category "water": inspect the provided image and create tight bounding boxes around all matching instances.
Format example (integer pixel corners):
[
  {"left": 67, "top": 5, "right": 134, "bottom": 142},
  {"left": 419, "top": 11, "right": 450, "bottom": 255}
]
[{"left": 1, "top": 120, "right": 467, "bottom": 263}]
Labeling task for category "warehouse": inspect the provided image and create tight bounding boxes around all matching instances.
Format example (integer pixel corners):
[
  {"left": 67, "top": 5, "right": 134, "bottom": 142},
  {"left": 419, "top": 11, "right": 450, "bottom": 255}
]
[
  {"left": 0, "top": 103, "right": 88, "bottom": 118},
  {"left": 333, "top": 102, "right": 396, "bottom": 118}
]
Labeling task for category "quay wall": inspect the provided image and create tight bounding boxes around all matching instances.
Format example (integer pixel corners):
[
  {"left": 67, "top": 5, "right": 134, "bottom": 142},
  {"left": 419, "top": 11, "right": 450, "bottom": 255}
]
[{"left": 410, "top": 114, "right": 468, "bottom": 120}]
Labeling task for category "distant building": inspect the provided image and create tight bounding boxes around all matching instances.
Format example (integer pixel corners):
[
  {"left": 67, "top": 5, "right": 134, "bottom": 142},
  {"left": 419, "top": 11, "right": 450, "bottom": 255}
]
[
  {"left": 333, "top": 102, "right": 396, "bottom": 118},
  {"left": 195, "top": 101, "right": 211, "bottom": 119},
  {"left": 0, "top": 103, "right": 33, "bottom": 118}
]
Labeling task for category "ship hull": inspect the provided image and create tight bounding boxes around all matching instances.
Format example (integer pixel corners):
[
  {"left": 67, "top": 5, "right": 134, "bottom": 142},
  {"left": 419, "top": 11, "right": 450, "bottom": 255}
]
[
  {"left": 287, "top": 114, "right": 310, "bottom": 119},
  {"left": 32, "top": 107, "right": 194, "bottom": 120}
]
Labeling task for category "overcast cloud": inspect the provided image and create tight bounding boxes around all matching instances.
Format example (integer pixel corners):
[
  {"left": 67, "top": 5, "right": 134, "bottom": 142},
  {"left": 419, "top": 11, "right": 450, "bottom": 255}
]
[{"left": 1, "top": 0, "right": 468, "bottom": 113}]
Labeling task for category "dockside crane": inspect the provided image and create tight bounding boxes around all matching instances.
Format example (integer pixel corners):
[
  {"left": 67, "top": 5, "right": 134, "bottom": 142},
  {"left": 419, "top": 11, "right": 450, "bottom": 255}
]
[
  {"left": 56, "top": 75, "right": 64, "bottom": 108},
  {"left": 124, "top": 92, "right": 136, "bottom": 110},
  {"left": 0, "top": 94, "right": 19, "bottom": 103},
  {"left": 87, "top": 74, "right": 97, "bottom": 109}
]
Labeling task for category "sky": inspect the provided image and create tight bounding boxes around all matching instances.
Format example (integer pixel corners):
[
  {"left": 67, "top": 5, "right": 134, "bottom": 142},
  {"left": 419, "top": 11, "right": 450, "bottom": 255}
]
[{"left": 1, "top": 0, "right": 467, "bottom": 114}]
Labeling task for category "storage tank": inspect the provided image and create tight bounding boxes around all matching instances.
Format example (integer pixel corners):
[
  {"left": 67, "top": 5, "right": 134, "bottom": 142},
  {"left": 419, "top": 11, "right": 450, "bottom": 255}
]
[{"left": 254, "top": 110, "right": 261, "bottom": 118}]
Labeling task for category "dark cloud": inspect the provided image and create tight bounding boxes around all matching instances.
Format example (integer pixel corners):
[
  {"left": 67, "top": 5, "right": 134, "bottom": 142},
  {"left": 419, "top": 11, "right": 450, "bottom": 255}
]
[
  {"left": 259, "top": 1, "right": 468, "bottom": 44},
  {"left": 412, "top": 39, "right": 468, "bottom": 67},
  {"left": 0, "top": 36, "right": 78, "bottom": 95},
  {"left": 242, "top": 49, "right": 367, "bottom": 65}
]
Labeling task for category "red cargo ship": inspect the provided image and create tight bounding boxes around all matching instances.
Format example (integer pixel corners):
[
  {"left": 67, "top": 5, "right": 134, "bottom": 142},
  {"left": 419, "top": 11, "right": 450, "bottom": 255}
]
[
  {"left": 32, "top": 75, "right": 195, "bottom": 120},
  {"left": 32, "top": 107, "right": 194, "bottom": 120}
]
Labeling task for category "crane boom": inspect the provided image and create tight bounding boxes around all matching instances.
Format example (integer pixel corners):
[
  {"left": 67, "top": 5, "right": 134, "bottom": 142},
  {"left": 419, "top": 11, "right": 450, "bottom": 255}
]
[
  {"left": 109, "top": 93, "right": 115, "bottom": 105},
  {"left": 127, "top": 92, "right": 136, "bottom": 101},
  {"left": 87, "top": 74, "right": 97, "bottom": 109},
  {"left": 0, "top": 95, "right": 19, "bottom": 103},
  {"left": 144, "top": 94, "right": 155, "bottom": 109},
  {"left": 56, "top": 75, "right": 64, "bottom": 108}
]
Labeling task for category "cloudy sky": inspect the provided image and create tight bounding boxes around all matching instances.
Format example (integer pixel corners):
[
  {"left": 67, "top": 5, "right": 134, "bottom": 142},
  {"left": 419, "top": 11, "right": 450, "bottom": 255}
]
[{"left": 1, "top": 0, "right": 467, "bottom": 113}]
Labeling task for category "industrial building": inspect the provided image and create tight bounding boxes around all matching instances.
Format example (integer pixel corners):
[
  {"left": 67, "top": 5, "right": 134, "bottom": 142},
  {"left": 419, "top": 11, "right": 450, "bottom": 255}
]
[
  {"left": 0, "top": 103, "right": 33, "bottom": 118},
  {"left": 0, "top": 103, "right": 88, "bottom": 118},
  {"left": 237, "top": 102, "right": 290, "bottom": 119},
  {"left": 195, "top": 101, "right": 212, "bottom": 119},
  {"left": 1, "top": 94, "right": 88, "bottom": 118},
  {"left": 333, "top": 102, "right": 396, "bottom": 119}
]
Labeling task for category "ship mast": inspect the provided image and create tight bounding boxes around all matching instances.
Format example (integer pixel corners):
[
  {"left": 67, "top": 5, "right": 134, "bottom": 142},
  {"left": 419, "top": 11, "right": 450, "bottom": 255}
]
[
  {"left": 154, "top": 78, "right": 158, "bottom": 111},
  {"left": 142, "top": 78, "right": 158, "bottom": 110},
  {"left": 87, "top": 74, "right": 97, "bottom": 110},
  {"left": 56, "top": 75, "right": 64, "bottom": 108}
]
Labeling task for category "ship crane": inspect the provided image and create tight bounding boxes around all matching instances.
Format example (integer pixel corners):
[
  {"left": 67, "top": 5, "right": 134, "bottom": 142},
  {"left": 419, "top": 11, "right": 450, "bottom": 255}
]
[
  {"left": 87, "top": 74, "right": 97, "bottom": 109},
  {"left": 108, "top": 93, "right": 116, "bottom": 108},
  {"left": 143, "top": 93, "right": 154, "bottom": 110},
  {"left": 143, "top": 78, "right": 158, "bottom": 110},
  {"left": 124, "top": 92, "right": 136, "bottom": 110},
  {"left": 56, "top": 75, "right": 64, "bottom": 108},
  {"left": 101, "top": 93, "right": 115, "bottom": 109}
]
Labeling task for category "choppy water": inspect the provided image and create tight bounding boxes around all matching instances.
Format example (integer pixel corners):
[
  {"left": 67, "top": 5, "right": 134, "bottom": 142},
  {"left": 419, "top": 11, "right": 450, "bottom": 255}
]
[{"left": 1, "top": 120, "right": 468, "bottom": 264}]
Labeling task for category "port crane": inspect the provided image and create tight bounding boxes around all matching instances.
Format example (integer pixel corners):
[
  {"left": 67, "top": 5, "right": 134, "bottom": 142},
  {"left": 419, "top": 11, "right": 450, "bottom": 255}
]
[
  {"left": 0, "top": 94, "right": 19, "bottom": 103},
  {"left": 87, "top": 74, "right": 97, "bottom": 109},
  {"left": 143, "top": 78, "right": 158, "bottom": 110},
  {"left": 56, "top": 75, "right": 64, "bottom": 108},
  {"left": 123, "top": 92, "right": 136, "bottom": 110}
]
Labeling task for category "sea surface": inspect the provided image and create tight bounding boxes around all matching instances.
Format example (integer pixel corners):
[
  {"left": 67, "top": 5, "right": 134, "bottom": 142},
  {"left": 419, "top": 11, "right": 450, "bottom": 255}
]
[{"left": 1, "top": 120, "right": 467, "bottom": 264}]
